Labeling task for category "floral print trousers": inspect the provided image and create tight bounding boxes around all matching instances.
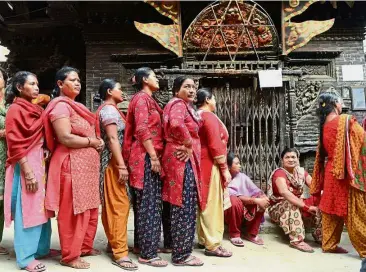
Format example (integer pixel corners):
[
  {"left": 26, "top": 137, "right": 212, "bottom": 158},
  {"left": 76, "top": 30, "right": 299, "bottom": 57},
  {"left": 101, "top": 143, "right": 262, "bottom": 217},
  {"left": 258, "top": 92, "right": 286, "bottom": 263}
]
[
  {"left": 268, "top": 199, "right": 322, "bottom": 244},
  {"left": 133, "top": 156, "right": 162, "bottom": 260},
  {"left": 171, "top": 161, "right": 198, "bottom": 263}
]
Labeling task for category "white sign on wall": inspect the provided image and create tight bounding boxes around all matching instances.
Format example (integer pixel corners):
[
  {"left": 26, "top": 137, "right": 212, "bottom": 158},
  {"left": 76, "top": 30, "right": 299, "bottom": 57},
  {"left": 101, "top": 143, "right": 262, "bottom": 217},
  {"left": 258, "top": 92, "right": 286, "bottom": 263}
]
[
  {"left": 342, "top": 65, "right": 364, "bottom": 81},
  {"left": 258, "top": 69, "right": 283, "bottom": 88}
]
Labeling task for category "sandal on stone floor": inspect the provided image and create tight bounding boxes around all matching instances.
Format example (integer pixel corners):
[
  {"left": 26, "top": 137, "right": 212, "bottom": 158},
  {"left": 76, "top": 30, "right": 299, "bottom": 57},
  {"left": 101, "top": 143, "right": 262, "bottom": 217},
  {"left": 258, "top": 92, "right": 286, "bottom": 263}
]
[
  {"left": 243, "top": 235, "right": 264, "bottom": 245},
  {"left": 24, "top": 260, "right": 46, "bottom": 272},
  {"left": 230, "top": 237, "right": 245, "bottom": 247},
  {"left": 205, "top": 246, "right": 232, "bottom": 257},
  {"left": 60, "top": 258, "right": 90, "bottom": 269},
  {"left": 112, "top": 257, "right": 138, "bottom": 271},
  {"left": 172, "top": 255, "right": 204, "bottom": 266},
  {"left": 138, "top": 256, "right": 168, "bottom": 267},
  {"left": 0, "top": 246, "right": 9, "bottom": 255},
  {"left": 290, "top": 241, "right": 314, "bottom": 253},
  {"left": 323, "top": 246, "right": 349, "bottom": 254}
]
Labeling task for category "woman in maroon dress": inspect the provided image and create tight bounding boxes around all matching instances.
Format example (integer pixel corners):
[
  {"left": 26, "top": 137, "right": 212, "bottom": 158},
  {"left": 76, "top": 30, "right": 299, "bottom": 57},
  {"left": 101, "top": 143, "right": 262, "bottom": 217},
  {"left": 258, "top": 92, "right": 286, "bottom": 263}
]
[{"left": 162, "top": 76, "right": 203, "bottom": 266}]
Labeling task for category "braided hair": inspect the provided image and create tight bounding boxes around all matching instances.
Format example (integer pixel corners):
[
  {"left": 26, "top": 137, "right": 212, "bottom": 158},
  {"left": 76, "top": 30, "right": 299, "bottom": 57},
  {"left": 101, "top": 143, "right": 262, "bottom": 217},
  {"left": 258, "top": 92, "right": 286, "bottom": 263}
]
[{"left": 317, "top": 91, "right": 341, "bottom": 161}]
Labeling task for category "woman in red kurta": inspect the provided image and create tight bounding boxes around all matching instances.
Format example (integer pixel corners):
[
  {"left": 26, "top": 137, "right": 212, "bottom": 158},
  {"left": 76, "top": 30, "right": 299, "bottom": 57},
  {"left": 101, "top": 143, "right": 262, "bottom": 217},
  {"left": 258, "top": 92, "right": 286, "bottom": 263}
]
[
  {"left": 122, "top": 67, "right": 168, "bottom": 267},
  {"left": 195, "top": 88, "right": 232, "bottom": 257},
  {"left": 162, "top": 76, "right": 203, "bottom": 266},
  {"left": 311, "top": 92, "right": 366, "bottom": 256},
  {"left": 44, "top": 67, "right": 104, "bottom": 269}
]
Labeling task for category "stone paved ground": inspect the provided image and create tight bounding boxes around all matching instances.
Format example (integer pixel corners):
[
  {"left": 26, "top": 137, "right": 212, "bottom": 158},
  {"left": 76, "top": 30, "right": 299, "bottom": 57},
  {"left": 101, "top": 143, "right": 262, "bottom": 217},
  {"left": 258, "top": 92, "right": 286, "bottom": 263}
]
[{"left": 0, "top": 214, "right": 362, "bottom": 272}]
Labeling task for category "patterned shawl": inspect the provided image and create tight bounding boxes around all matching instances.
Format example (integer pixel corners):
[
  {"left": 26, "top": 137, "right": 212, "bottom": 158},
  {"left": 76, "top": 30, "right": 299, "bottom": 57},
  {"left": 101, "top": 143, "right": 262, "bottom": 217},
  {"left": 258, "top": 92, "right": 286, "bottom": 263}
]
[
  {"left": 311, "top": 114, "right": 366, "bottom": 194},
  {"left": 267, "top": 166, "right": 306, "bottom": 204}
]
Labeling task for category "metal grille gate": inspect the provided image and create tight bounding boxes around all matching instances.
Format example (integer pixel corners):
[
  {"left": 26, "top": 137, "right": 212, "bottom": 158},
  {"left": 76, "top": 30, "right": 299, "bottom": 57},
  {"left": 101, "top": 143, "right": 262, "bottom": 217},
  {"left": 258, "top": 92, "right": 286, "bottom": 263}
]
[{"left": 202, "top": 77, "right": 285, "bottom": 191}]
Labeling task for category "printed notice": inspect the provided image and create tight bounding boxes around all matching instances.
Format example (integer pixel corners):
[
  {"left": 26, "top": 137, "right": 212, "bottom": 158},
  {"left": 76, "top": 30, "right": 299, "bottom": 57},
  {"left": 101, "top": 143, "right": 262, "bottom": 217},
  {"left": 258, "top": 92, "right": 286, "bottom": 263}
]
[
  {"left": 258, "top": 69, "right": 283, "bottom": 88},
  {"left": 342, "top": 65, "right": 364, "bottom": 81}
]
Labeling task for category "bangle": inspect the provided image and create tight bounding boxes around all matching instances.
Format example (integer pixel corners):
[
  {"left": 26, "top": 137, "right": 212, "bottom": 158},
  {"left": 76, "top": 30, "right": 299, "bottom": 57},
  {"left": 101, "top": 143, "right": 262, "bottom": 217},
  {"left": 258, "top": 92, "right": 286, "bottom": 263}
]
[
  {"left": 19, "top": 160, "right": 28, "bottom": 165},
  {"left": 87, "top": 137, "right": 91, "bottom": 147},
  {"left": 150, "top": 156, "right": 159, "bottom": 161},
  {"left": 302, "top": 205, "right": 310, "bottom": 212},
  {"left": 117, "top": 166, "right": 127, "bottom": 170}
]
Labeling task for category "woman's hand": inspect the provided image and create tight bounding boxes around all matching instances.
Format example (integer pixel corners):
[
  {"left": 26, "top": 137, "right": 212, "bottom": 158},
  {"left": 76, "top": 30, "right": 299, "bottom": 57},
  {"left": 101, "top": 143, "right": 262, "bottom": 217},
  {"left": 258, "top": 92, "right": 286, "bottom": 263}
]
[
  {"left": 21, "top": 163, "right": 38, "bottom": 193},
  {"left": 176, "top": 145, "right": 192, "bottom": 162},
  {"left": 0, "top": 129, "right": 5, "bottom": 138},
  {"left": 118, "top": 167, "right": 129, "bottom": 184},
  {"left": 150, "top": 156, "right": 161, "bottom": 173},
  {"left": 254, "top": 197, "right": 270, "bottom": 210},
  {"left": 223, "top": 169, "right": 231, "bottom": 187},
  {"left": 308, "top": 206, "right": 319, "bottom": 215},
  {"left": 90, "top": 138, "right": 105, "bottom": 152}
]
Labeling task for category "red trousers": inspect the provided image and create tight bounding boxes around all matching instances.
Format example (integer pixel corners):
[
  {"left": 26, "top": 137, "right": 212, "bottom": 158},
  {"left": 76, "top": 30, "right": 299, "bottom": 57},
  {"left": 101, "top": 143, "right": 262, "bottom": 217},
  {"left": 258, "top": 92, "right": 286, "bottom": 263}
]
[
  {"left": 58, "top": 158, "right": 99, "bottom": 263},
  {"left": 224, "top": 196, "right": 264, "bottom": 238}
]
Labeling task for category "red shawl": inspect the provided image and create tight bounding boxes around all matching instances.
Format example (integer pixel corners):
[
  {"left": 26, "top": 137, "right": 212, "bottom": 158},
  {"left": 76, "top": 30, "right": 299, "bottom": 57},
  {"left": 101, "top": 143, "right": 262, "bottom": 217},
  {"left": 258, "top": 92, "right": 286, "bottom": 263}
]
[
  {"left": 43, "top": 96, "right": 96, "bottom": 152},
  {"left": 6, "top": 98, "right": 44, "bottom": 166},
  {"left": 95, "top": 102, "right": 126, "bottom": 137}
]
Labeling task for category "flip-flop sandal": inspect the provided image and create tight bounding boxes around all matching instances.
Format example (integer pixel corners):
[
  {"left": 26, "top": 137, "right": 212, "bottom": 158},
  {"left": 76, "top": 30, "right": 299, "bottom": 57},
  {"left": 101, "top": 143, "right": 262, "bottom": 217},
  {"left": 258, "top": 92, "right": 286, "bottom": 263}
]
[
  {"left": 197, "top": 244, "right": 205, "bottom": 249},
  {"left": 24, "top": 260, "right": 46, "bottom": 272},
  {"left": 323, "top": 246, "right": 349, "bottom": 254},
  {"left": 230, "top": 237, "right": 245, "bottom": 247},
  {"left": 60, "top": 258, "right": 90, "bottom": 269},
  {"left": 138, "top": 257, "right": 168, "bottom": 267},
  {"left": 0, "top": 246, "right": 9, "bottom": 255},
  {"left": 112, "top": 258, "right": 138, "bottom": 271},
  {"left": 80, "top": 248, "right": 102, "bottom": 257},
  {"left": 172, "top": 255, "right": 204, "bottom": 267},
  {"left": 290, "top": 242, "right": 314, "bottom": 253},
  {"left": 244, "top": 235, "right": 264, "bottom": 245},
  {"left": 205, "top": 246, "right": 232, "bottom": 257}
]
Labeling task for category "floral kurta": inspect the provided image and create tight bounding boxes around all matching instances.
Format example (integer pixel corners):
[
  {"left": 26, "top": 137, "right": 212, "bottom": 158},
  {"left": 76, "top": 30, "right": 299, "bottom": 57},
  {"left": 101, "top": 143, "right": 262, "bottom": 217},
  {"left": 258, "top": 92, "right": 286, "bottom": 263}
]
[
  {"left": 162, "top": 98, "right": 202, "bottom": 208},
  {"left": 122, "top": 91, "right": 163, "bottom": 190}
]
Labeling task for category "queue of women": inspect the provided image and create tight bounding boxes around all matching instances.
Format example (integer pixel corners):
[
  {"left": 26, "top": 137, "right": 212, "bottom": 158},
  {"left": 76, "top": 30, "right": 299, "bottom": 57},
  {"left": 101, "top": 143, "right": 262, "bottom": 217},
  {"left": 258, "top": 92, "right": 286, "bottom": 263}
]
[{"left": 0, "top": 66, "right": 365, "bottom": 272}]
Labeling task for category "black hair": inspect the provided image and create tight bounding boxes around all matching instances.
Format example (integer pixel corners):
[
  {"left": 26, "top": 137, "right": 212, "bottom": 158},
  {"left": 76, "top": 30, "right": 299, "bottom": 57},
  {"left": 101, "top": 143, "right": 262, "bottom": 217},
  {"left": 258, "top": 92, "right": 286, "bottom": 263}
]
[
  {"left": 133, "top": 67, "right": 153, "bottom": 91},
  {"left": 95, "top": 78, "right": 118, "bottom": 102},
  {"left": 0, "top": 67, "right": 8, "bottom": 85},
  {"left": 316, "top": 91, "right": 341, "bottom": 161},
  {"left": 53, "top": 66, "right": 80, "bottom": 98},
  {"left": 195, "top": 88, "right": 213, "bottom": 108},
  {"left": 280, "top": 147, "right": 300, "bottom": 159},
  {"left": 172, "top": 76, "right": 192, "bottom": 96},
  {"left": 5, "top": 71, "right": 36, "bottom": 105},
  {"left": 227, "top": 152, "right": 236, "bottom": 168}
]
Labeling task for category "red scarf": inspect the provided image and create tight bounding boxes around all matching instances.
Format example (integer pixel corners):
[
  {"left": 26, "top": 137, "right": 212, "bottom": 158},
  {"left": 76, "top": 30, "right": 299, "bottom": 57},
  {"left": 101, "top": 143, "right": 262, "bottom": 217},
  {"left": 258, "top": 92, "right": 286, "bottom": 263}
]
[
  {"left": 6, "top": 98, "right": 44, "bottom": 166},
  {"left": 43, "top": 96, "right": 96, "bottom": 152},
  {"left": 95, "top": 102, "right": 126, "bottom": 137}
]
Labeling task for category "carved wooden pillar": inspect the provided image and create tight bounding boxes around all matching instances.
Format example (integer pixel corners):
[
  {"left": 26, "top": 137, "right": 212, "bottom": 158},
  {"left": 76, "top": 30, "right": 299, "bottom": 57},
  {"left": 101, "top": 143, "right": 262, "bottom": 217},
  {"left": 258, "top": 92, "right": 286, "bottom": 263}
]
[{"left": 287, "top": 78, "right": 297, "bottom": 147}]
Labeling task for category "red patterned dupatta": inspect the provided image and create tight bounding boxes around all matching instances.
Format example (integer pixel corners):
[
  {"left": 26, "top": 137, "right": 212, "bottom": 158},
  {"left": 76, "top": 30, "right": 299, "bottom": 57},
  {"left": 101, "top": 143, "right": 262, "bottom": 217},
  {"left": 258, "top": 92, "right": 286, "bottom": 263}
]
[{"left": 311, "top": 114, "right": 366, "bottom": 194}]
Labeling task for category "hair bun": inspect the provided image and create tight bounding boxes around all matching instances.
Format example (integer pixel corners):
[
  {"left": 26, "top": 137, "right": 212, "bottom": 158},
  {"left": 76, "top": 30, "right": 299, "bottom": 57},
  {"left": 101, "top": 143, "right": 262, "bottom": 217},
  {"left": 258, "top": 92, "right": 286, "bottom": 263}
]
[{"left": 93, "top": 93, "right": 102, "bottom": 102}]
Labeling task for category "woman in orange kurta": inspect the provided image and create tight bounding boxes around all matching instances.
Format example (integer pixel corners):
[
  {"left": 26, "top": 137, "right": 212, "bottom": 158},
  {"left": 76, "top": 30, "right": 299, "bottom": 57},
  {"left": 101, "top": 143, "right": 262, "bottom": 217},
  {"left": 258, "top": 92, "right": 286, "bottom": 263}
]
[
  {"left": 195, "top": 88, "right": 232, "bottom": 257},
  {"left": 44, "top": 67, "right": 105, "bottom": 269},
  {"left": 311, "top": 91, "right": 366, "bottom": 257}
]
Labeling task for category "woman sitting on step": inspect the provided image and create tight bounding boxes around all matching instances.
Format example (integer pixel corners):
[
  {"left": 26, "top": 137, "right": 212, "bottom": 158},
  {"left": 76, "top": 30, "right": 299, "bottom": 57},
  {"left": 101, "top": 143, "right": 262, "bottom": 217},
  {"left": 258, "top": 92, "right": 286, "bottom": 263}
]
[
  {"left": 224, "top": 152, "right": 268, "bottom": 247},
  {"left": 267, "top": 147, "right": 322, "bottom": 253}
]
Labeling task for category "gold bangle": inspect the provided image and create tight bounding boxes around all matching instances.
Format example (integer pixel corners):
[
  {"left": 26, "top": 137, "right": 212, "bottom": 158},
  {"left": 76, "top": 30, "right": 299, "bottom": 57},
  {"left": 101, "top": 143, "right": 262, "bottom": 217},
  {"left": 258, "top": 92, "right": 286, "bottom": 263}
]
[{"left": 87, "top": 137, "right": 91, "bottom": 147}]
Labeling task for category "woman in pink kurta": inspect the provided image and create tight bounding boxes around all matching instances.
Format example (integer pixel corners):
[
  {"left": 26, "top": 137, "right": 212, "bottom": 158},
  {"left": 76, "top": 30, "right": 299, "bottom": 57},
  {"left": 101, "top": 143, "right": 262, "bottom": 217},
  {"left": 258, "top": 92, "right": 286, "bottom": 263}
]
[
  {"left": 5, "top": 71, "right": 52, "bottom": 272},
  {"left": 162, "top": 76, "right": 203, "bottom": 266},
  {"left": 44, "top": 67, "right": 104, "bottom": 269}
]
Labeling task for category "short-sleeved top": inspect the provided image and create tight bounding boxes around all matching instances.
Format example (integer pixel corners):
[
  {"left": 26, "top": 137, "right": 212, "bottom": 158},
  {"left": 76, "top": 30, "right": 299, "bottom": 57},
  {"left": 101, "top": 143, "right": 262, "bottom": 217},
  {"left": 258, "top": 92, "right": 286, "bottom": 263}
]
[
  {"left": 99, "top": 105, "right": 125, "bottom": 201},
  {"left": 49, "top": 101, "right": 100, "bottom": 214},
  {"left": 271, "top": 168, "right": 309, "bottom": 198}
]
